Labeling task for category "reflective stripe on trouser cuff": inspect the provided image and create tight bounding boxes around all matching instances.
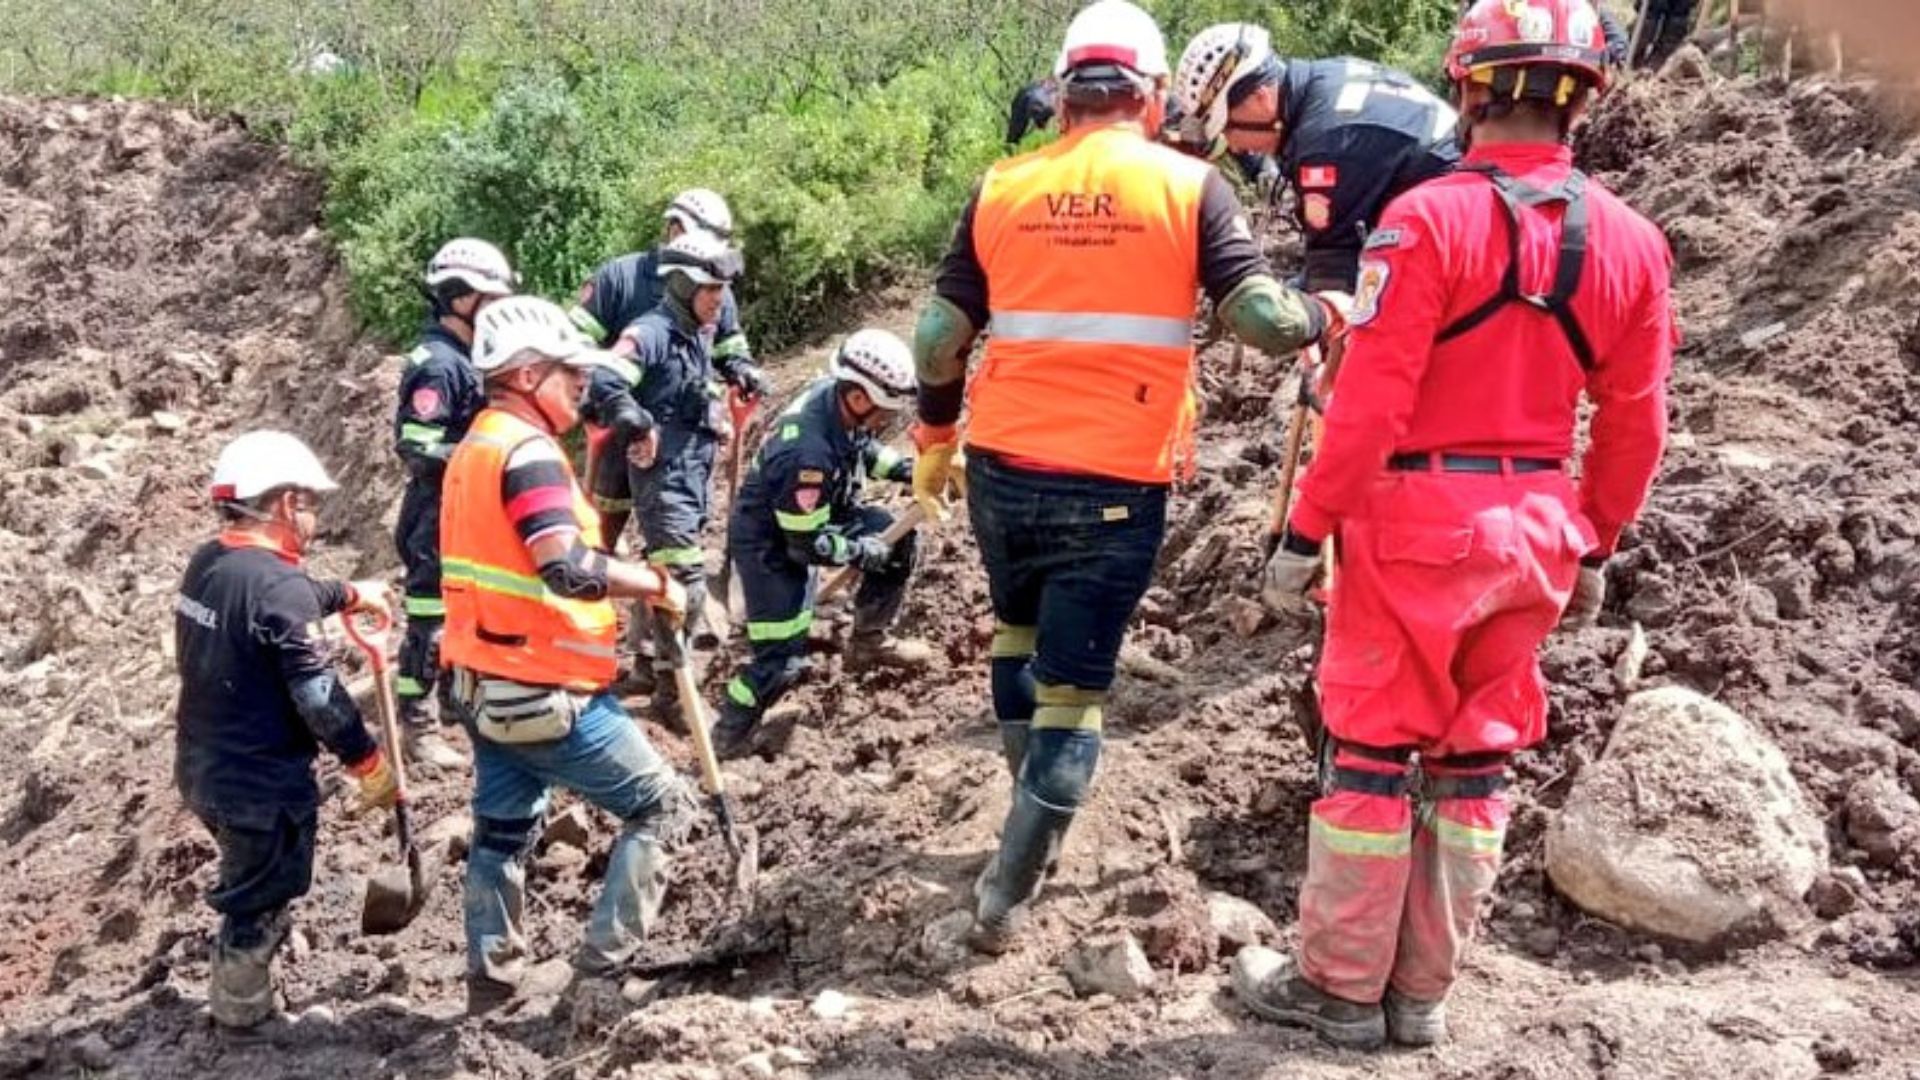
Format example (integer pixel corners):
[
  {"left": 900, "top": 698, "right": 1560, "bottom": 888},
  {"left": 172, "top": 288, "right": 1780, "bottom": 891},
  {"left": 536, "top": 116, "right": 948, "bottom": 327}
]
[
  {"left": 647, "top": 547, "right": 706, "bottom": 567},
  {"left": 404, "top": 595, "right": 446, "bottom": 617},
  {"left": 1431, "top": 815, "right": 1506, "bottom": 856},
  {"left": 594, "top": 495, "right": 634, "bottom": 512},
  {"left": 991, "top": 623, "right": 1037, "bottom": 659},
  {"left": 1031, "top": 682, "right": 1103, "bottom": 731},
  {"left": 990, "top": 310, "right": 1193, "bottom": 349},
  {"left": 395, "top": 676, "right": 427, "bottom": 698},
  {"left": 1309, "top": 815, "right": 1413, "bottom": 858},
  {"left": 776, "top": 506, "right": 830, "bottom": 531},
  {"left": 748, "top": 609, "right": 814, "bottom": 642},
  {"left": 727, "top": 678, "right": 757, "bottom": 707}
]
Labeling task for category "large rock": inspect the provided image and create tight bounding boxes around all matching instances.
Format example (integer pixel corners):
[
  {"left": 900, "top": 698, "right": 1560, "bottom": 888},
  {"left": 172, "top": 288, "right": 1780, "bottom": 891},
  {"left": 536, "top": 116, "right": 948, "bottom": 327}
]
[
  {"left": 1062, "top": 933, "right": 1155, "bottom": 1000},
  {"left": 1545, "top": 687, "right": 1827, "bottom": 946}
]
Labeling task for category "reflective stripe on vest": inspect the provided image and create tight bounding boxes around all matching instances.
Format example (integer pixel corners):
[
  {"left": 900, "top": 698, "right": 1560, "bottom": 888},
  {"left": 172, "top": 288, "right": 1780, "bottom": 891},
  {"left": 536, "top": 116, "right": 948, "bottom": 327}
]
[
  {"left": 964, "top": 125, "right": 1209, "bottom": 485},
  {"left": 440, "top": 410, "right": 618, "bottom": 692}
]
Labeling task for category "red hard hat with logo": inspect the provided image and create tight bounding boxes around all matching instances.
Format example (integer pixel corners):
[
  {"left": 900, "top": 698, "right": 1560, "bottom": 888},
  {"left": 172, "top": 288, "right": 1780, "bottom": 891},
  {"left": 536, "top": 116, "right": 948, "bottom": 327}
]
[{"left": 1446, "top": 0, "right": 1612, "bottom": 92}]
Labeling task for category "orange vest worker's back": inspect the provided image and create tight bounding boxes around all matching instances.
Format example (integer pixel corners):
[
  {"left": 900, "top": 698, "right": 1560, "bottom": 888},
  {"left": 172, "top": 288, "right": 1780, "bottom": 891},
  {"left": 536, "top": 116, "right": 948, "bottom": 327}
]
[
  {"left": 440, "top": 409, "right": 618, "bottom": 692},
  {"left": 966, "top": 123, "right": 1210, "bottom": 484}
]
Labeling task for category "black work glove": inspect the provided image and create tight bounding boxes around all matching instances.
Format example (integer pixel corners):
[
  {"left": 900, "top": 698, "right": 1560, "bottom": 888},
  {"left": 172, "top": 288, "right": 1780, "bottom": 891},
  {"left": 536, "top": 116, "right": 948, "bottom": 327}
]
[
  {"left": 609, "top": 396, "right": 656, "bottom": 451},
  {"left": 851, "top": 535, "right": 893, "bottom": 572},
  {"left": 726, "top": 362, "right": 771, "bottom": 400},
  {"left": 886, "top": 455, "right": 915, "bottom": 485}
]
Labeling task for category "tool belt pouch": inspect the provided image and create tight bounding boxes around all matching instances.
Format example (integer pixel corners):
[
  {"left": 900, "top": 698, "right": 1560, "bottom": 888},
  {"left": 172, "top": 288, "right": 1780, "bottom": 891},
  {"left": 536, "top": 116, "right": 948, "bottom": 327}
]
[{"left": 471, "top": 676, "right": 578, "bottom": 745}]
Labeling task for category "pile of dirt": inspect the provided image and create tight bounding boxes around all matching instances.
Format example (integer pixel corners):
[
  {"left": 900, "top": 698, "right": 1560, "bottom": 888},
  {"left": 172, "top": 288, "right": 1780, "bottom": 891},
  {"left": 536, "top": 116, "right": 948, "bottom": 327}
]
[{"left": 4, "top": 66, "right": 1920, "bottom": 1080}]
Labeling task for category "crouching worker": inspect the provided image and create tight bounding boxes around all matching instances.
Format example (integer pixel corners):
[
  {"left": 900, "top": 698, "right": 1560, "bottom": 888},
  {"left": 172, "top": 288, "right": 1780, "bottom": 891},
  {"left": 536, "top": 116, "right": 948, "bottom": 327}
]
[
  {"left": 713, "top": 329, "right": 931, "bottom": 757},
  {"left": 174, "top": 430, "right": 398, "bottom": 1028},
  {"left": 440, "top": 296, "right": 697, "bottom": 998}
]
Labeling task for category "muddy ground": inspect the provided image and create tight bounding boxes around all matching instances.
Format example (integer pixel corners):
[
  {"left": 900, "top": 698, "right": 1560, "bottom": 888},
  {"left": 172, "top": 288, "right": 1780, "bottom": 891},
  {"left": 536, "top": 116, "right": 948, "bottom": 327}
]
[{"left": 1, "top": 63, "right": 1918, "bottom": 1080}]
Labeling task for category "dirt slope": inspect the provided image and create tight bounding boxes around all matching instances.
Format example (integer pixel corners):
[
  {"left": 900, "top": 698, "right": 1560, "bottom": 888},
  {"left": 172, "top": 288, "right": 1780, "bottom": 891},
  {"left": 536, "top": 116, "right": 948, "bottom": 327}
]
[{"left": 3, "top": 67, "right": 1920, "bottom": 1080}]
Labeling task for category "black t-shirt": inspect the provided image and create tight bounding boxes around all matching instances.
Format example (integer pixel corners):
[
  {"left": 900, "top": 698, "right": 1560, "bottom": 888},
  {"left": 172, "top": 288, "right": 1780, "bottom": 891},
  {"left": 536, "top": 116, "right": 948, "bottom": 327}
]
[{"left": 173, "top": 539, "right": 375, "bottom": 820}]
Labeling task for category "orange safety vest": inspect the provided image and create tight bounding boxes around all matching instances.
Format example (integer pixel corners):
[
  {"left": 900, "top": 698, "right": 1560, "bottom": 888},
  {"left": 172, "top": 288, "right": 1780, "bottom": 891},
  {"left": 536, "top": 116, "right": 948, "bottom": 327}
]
[
  {"left": 966, "top": 123, "right": 1210, "bottom": 484},
  {"left": 440, "top": 408, "right": 618, "bottom": 692}
]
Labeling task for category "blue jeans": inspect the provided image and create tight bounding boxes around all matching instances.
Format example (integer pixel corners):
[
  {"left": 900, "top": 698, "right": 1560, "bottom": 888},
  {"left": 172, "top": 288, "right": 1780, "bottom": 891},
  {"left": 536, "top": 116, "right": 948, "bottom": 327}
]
[{"left": 462, "top": 691, "right": 689, "bottom": 978}]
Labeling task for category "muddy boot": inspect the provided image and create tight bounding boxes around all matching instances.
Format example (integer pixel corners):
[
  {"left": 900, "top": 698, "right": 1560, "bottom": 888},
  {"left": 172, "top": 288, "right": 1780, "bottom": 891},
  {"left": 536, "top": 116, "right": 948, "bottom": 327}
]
[
  {"left": 1231, "top": 946, "right": 1386, "bottom": 1050},
  {"left": 846, "top": 631, "right": 933, "bottom": 672},
  {"left": 712, "top": 700, "right": 759, "bottom": 761},
  {"left": 576, "top": 831, "right": 671, "bottom": 976},
  {"left": 969, "top": 789, "right": 1071, "bottom": 956},
  {"left": 209, "top": 939, "right": 277, "bottom": 1029},
  {"left": 403, "top": 718, "right": 469, "bottom": 771},
  {"left": 1384, "top": 988, "right": 1447, "bottom": 1046}
]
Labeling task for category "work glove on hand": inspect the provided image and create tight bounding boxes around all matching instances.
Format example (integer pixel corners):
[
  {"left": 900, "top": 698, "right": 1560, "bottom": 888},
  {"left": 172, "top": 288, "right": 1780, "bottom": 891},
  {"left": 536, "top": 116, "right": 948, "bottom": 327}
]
[
  {"left": 643, "top": 570, "right": 689, "bottom": 620},
  {"left": 727, "top": 362, "right": 771, "bottom": 400},
  {"left": 625, "top": 427, "right": 661, "bottom": 470},
  {"left": 1260, "top": 536, "right": 1323, "bottom": 616},
  {"left": 910, "top": 423, "right": 966, "bottom": 522},
  {"left": 347, "top": 749, "right": 399, "bottom": 811},
  {"left": 851, "top": 535, "right": 893, "bottom": 573},
  {"left": 343, "top": 580, "right": 393, "bottom": 619},
  {"left": 1560, "top": 560, "right": 1607, "bottom": 629}
]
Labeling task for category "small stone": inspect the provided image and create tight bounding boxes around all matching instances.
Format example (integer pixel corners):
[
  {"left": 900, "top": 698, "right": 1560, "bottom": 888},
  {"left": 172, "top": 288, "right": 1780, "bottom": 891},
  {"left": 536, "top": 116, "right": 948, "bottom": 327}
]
[
  {"left": 1525, "top": 927, "right": 1562, "bottom": 957},
  {"left": 75, "top": 456, "right": 117, "bottom": 482},
  {"left": 1206, "top": 892, "right": 1278, "bottom": 953},
  {"left": 1738, "top": 321, "right": 1790, "bottom": 350},
  {"left": 1506, "top": 900, "right": 1539, "bottom": 923},
  {"left": 1808, "top": 872, "right": 1863, "bottom": 919},
  {"left": 1632, "top": 942, "right": 1664, "bottom": 964},
  {"left": 1223, "top": 596, "right": 1269, "bottom": 639},
  {"left": 1614, "top": 623, "right": 1650, "bottom": 691},
  {"left": 537, "top": 840, "right": 590, "bottom": 875},
  {"left": 297, "top": 1004, "right": 337, "bottom": 1026},
  {"left": 287, "top": 929, "right": 312, "bottom": 961},
  {"left": 1062, "top": 933, "right": 1156, "bottom": 1000},
  {"left": 56, "top": 432, "right": 99, "bottom": 465},
  {"left": 73, "top": 1032, "right": 113, "bottom": 1071},
  {"left": 1717, "top": 446, "right": 1775, "bottom": 471},
  {"left": 734, "top": 1051, "right": 776, "bottom": 1079},
  {"left": 543, "top": 803, "right": 594, "bottom": 850},
  {"left": 809, "top": 989, "right": 852, "bottom": 1020},
  {"left": 150, "top": 410, "right": 186, "bottom": 434},
  {"left": 747, "top": 995, "right": 778, "bottom": 1019},
  {"left": 770, "top": 1046, "right": 815, "bottom": 1068},
  {"left": 1741, "top": 584, "right": 1779, "bottom": 626},
  {"left": 621, "top": 977, "right": 653, "bottom": 1005}
]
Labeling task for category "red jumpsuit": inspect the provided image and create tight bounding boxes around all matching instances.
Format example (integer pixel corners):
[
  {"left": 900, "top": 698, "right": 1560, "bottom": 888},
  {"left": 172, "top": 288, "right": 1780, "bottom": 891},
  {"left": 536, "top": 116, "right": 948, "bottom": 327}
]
[{"left": 1285, "top": 141, "right": 1676, "bottom": 1005}]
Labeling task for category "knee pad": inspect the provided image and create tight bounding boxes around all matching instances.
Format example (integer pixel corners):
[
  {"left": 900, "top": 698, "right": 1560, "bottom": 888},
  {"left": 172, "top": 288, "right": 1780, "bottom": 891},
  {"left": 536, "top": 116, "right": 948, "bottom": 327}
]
[{"left": 473, "top": 815, "right": 540, "bottom": 861}]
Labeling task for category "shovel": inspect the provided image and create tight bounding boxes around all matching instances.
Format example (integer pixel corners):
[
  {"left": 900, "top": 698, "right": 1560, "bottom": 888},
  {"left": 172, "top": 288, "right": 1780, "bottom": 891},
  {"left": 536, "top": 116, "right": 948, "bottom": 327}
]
[
  {"left": 660, "top": 613, "right": 758, "bottom": 899},
  {"left": 342, "top": 608, "right": 433, "bottom": 935}
]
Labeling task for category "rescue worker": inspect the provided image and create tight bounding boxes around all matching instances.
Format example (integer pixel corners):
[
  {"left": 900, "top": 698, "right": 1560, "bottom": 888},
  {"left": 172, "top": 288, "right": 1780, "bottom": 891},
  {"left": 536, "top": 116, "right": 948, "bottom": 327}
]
[
  {"left": 1632, "top": 0, "right": 1699, "bottom": 67},
  {"left": 441, "top": 296, "right": 696, "bottom": 997},
  {"left": 568, "top": 189, "right": 759, "bottom": 542},
  {"left": 390, "top": 238, "right": 517, "bottom": 770},
  {"left": 1243, "top": 0, "right": 1675, "bottom": 1049},
  {"left": 912, "top": 0, "right": 1347, "bottom": 955},
  {"left": 1006, "top": 78, "right": 1058, "bottom": 146},
  {"left": 582, "top": 230, "right": 761, "bottom": 722},
  {"left": 174, "top": 431, "right": 398, "bottom": 1028},
  {"left": 1173, "top": 24, "right": 1461, "bottom": 291},
  {"left": 712, "top": 329, "right": 930, "bottom": 758}
]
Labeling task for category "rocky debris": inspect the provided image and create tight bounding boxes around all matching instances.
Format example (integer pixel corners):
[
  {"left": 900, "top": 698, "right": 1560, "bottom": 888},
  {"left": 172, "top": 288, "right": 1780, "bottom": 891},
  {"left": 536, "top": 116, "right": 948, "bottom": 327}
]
[
  {"left": 1205, "top": 892, "right": 1277, "bottom": 954},
  {"left": 72, "top": 1032, "right": 113, "bottom": 1071},
  {"left": 1222, "top": 596, "right": 1268, "bottom": 639},
  {"left": 1063, "top": 933, "right": 1155, "bottom": 1000},
  {"left": 1844, "top": 776, "right": 1920, "bottom": 869},
  {"left": 149, "top": 410, "right": 186, "bottom": 434},
  {"left": 1546, "top": 687, "right": 1828, "bottom": 946},
  {"left": 733, "top": 1052, "right": 776, "bottom": 1079},
  {"left": 808, "top": 989, "right": 852, "bottom": 1021},
  {"left": 542, "top": 803, "right": 595, "bottom": 850}
]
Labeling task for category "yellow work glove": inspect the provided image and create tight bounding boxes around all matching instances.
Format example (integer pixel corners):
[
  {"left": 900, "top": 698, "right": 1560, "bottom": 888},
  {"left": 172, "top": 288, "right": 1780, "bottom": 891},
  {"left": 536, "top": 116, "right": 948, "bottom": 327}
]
[
  {"left": 910, "top": 422, "right": 966, "bottom": 522},
  {"left": 343, "top": 579, "right": 393, "bottom": 619},
  {"left": 347, "top": 749, "right": 399, "bottom": 811}
]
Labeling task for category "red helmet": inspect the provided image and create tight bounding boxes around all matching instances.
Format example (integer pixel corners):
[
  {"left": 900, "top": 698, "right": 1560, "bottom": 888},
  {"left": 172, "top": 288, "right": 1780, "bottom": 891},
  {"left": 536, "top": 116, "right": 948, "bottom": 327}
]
[{"left": 1446, "top": 0, "right": 1611, "bottom": 93}]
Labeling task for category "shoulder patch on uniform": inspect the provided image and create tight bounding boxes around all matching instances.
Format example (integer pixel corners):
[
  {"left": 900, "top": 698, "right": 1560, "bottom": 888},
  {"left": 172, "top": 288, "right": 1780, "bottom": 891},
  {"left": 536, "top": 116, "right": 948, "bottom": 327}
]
[
  {"left": 1299, "top": 165, "right": 1339, "bottom": 189},
  {"left": 1303, "top": 193, "right": 1333, "bottom": 232},
  {"left": 781, "top": 423, "right": 801, "bottom": 442},
  {"left": 1364, "top": 227, "right": 1406, "bottom": 251},
  {"left": 794, "top": 487, "right": 821, "bottom": 512},
  {"left": 1351, "top": 259, "right": 1392, "bottom": 327},
  {"left": 797, "top": 468, "right": 825, "bottom": 483},
  {"left": 409, "top": 386, "right": 444, "bottom": 419}
]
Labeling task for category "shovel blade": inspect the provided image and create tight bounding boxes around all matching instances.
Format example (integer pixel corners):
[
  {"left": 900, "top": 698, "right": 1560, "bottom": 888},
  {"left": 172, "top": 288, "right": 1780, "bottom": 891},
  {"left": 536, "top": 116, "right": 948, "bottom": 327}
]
[{"left": 362, "top": 865, "right": 419, "bottom": 935}]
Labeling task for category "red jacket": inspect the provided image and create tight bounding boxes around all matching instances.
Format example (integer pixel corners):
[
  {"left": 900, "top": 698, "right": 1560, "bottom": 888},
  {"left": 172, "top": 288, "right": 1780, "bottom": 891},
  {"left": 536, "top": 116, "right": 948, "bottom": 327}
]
[{"left": 1290, "top": 142, "right": 1676, "bottom": 554}]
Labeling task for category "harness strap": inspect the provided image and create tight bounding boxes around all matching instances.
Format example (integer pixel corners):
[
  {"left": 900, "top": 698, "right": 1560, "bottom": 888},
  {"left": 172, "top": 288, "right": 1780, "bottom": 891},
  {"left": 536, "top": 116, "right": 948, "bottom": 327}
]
[
  {"left": 1423, "top": 751, "right": 1512, "bottom": 800},
  {"left": 1436, "top": 164, "right": 1596, "bottom": 371}
]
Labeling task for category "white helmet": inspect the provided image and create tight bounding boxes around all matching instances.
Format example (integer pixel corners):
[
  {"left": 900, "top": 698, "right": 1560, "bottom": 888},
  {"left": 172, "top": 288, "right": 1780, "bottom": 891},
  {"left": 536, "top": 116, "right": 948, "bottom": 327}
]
[
  {"left": 656, "top": 230, "right": 745, "bottom": 286},
  {"left": 830, "top": 329, "right": 915, "bottom": 411},
  {"left": 211, "top": 430, "right": 337, "bottom": 502},
  {"left": 473, "top": 295, "right": 616, "bottom": 376},
  {"left": 664, "top": 188, "right": 734, "bottom": 240},
  {"left": 1175, "top": 24, "right": 1277, "bottom": 143},
  {"left": 424, "top": 238, "right": 517, "bottom": 297},
  {"left": 1054, "top": 0, "right": 1170, "bottom": 83}
]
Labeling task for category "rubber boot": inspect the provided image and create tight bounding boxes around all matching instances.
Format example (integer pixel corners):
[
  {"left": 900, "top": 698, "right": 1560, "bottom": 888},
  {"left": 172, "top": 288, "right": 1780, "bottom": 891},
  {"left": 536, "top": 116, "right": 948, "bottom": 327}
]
[
  {"left": 1231, "top": 946, "right": 1386, "bottom": 1050},
  {"left": 846, "top": 629, "right": 933, "bottom": 672},
  {"left": 647, "top": 661, "right": 683, "bottom": 729},
  {"left": 712, "top": 699, "right": 759, "bottom": 760},
  {"left": 968, "top": 788, "right": 1072, "bottom": 955},
  {"left": 1384, "top": 988, "right": 1448, "bottom": 1046},
  {"left": 576, "top": 833, "right": 671, "bottom": 976},
  {"left": 209, "top": 938, "right": 277, "bottom": 1029}
]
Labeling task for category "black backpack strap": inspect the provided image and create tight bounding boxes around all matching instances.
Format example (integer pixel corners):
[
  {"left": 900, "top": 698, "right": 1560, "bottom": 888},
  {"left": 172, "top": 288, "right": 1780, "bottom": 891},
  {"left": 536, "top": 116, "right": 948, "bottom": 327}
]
[{"left": 1435, "top": 166, "right": 1597, "bottom": 370}]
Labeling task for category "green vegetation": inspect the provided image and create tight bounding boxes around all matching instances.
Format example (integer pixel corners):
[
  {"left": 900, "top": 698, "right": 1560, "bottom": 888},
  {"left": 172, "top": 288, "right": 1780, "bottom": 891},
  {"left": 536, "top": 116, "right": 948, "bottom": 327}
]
[{"left": 0, "top": 0, "right": 1456, "bottom": 347}]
